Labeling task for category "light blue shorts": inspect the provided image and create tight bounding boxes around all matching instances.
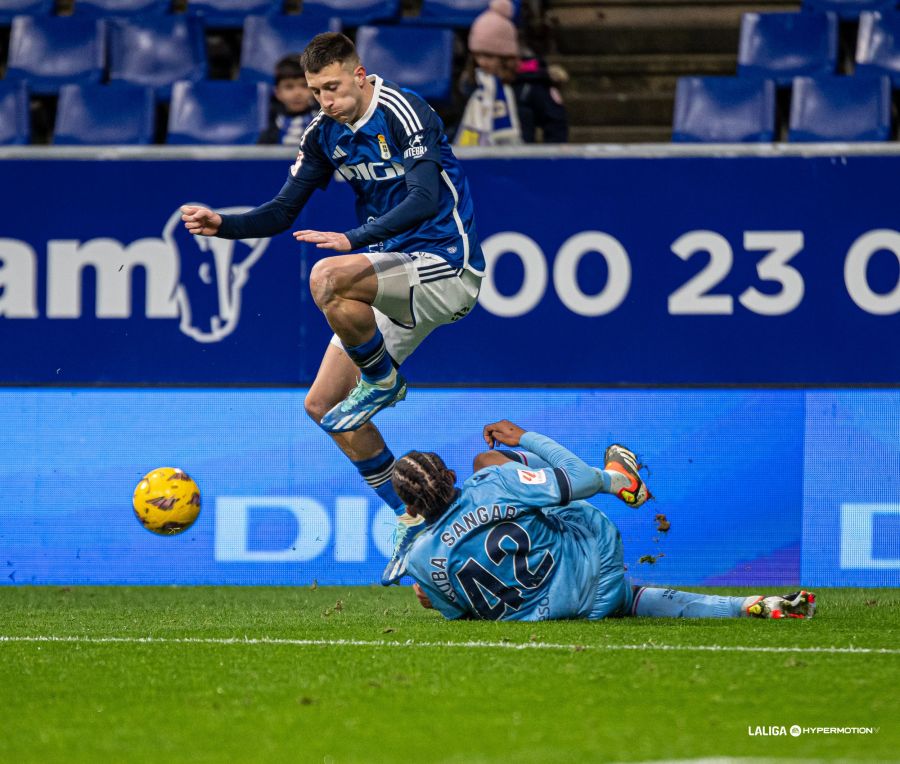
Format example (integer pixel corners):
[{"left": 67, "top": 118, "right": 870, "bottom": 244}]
[{"left": 546, "top": 502, "right": 633, "bottom": 620}]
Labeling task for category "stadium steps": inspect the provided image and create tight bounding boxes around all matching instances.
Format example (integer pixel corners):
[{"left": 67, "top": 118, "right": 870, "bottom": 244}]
[
  {"left": 544, "top": 0, "right": 800, "bottom": 142},
  {"left": 569, "top": 125, "right": 673, "bottom": 142},
  {"left": 567, "top": 92, "right": 674, "bottom": 126},
  {"left": 547, "top": 53, "right": 737, "bottom": 93}
]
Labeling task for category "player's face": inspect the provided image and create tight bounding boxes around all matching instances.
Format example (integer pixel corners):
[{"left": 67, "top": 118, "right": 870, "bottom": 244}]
[
  {"left": 473, "top": 52, "right": 520, "bottom": 84},
  {"left": 305, "top": 61, "right": 368, "bottom": 124}
]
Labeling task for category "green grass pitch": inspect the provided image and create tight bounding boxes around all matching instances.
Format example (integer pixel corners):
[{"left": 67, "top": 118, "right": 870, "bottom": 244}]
[{"left": 1, "top": 586, "right": 897, "bottom": 763}]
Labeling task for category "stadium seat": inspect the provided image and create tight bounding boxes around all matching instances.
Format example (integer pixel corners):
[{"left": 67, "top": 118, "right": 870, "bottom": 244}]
[
  {"left": 738, "top": 11, "right": 838, "bottom": 85},
  {"left": 167, "top": 80, "right": 270, "bottom": 144},
  {"left": 108, "top": 16, "right": 207, "bottom": 100},
  {"left": 54, "top": 83, "right": 156, "bottom": 145},
  {"left": 73, "top": 0, "right": 171, "bottom": 17},
  {"left": 301, "top": 0, "right": 399, "bottom": 27},
  {"left": 239, "top": 14, "right": 340, "bottom": 83},
  {"left": 0, "top": 0, "right": 53, "bottom": 24},
  {"left": 803, "top": 0, "right": 896, "bottom": 21},
  {"left": 672, "top": 77, "right": 777, "bottom": 142},
  {"left": 413, "top": 0, "right": 489, "bottom": 27},
  {"left": 856, "top": 10, "right": 900, "bottom": 86},
  {"left": 186, "top": 0, "right": 281, "bottom": 28},
  {"left": 0, "top": 81, "right": 29, "bottom": 145},
  {"left": 5, "top": 16, "right": 106, "bottom": 96},
  {"left": 355, "top": 25, "right": 454, "bottom": 103},
  {"left": 788, "top": 74, "right": 892, "bottom": 141}
]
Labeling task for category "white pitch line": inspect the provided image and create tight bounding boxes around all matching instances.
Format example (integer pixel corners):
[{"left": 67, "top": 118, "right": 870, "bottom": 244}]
[{"left": 0, "top": 635, "right": 898, "bottom": 655}]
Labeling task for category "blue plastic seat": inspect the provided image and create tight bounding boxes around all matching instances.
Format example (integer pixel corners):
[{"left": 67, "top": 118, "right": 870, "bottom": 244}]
[
  {"left": 6, "top": 16, "right": 106, "bottom": 96},
  {"left": 186, "top": 0, "right": 281, "bottom": 28},
  {"left": 301, "top": 0, "right": 399, "bottom": 26},
  {"left": 414, "top": 0, "right": 489, "bottom": 27},
  {"left": 167, "top": 80, "right": 270, "bottom": 144},
  {"left": 239, "top": 14, "right": 340, "bottom": 83},
  {"left": 0, "top": 0, "right": 53, "bottom": 24},
  {"left": 54, "top": 83, "right": 156, "bottom": 145},
  {"left": 738, "top": 11, "right": 838, "bottom": 85},
  {"left": 355, "top": 25, "right": 454, "bottom": 102},
  {"left": 672, "top": 76, "right": 776, "bottom": 142},
  {"left": 856, "top": 10, "right": 900, "bottom": 86},
  {"left": 803, "top": 0, "right": 895, "bottom": 21},
  {"left": 788, "top": 75, "right": 892, "bottom": 141},
  {"left": 74, "top": 0, "right": 171, "bottom": 17},
  {"left": 108, "top": 16, "right": 206, "bottom": 100},
  {"left": 0, "top": 81, "right": 30, "bottom": 145}
]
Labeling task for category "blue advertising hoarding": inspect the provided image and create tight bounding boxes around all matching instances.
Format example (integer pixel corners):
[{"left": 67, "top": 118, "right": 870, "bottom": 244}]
[
  {"left": 1, "top": 147, "right": 899, "bottom": 384},
  {"left": 0, "top": 387, "right": 896, "bottom": 587},
  {"left": 802, "top": 390, "right": 900, "bottom": 586}
]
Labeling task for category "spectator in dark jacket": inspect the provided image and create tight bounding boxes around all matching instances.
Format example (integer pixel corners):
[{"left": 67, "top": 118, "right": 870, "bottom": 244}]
[{"left": 258, "top": 55, "right": 319, "bottom": 145}]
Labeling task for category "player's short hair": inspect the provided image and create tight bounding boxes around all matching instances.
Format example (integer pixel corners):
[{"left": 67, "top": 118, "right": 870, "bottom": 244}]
[
  {"left": 300, "top": 33, "right": 360, "bottom": 74},
  {"left": 393, "top": 451, "right": 457, "bottom": 522},
  {"left": 274, "top": 54, "right": 305, "bottom": 85}
]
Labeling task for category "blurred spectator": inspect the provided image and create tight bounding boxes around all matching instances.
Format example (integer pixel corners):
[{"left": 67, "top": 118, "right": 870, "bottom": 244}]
[
  {"left": 257, "top": 54, "right": 319, "bottom": 145},
  {"left": 455, "top": 0, "right": 567, "bottom": 146}
]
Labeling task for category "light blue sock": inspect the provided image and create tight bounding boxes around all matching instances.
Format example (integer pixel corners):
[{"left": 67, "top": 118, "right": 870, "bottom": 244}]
[{"left": 632, "top": 587, "right": 746, "bottom": 618}]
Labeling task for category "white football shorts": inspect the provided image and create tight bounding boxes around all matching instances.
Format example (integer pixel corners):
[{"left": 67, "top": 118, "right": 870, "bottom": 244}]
[{"left": 329, "top": 251, "right": 481, "bottom": 363}]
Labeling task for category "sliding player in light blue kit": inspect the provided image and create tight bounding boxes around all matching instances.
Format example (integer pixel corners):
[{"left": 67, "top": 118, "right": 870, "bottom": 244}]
[{"left": 392, "top": 420, "right": 816, "bottom": 621}]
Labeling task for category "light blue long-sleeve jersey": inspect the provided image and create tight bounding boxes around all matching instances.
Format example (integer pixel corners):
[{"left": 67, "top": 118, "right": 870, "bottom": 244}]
[{"left": 405, "top": 433, "right": 621, "bottom": 621}]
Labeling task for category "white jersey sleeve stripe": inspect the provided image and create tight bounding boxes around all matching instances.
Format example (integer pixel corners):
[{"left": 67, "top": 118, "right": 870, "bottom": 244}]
[
  {"left": 381, "top": 87, "right": 424, "bottom": 132},
  {"left": 440, "top": 168, "right": 472, "bottom": 272},
  {"left": 380, "top": 100, "right": 413, "bottom": 136},
  {"left": 380, "top": 92, "right": 418, "bottom": 134},
  {"left": 290, "top": 112, "right": 325, "bottom": 176},
  {"left": 299, "top": 111, "right": 324, "bottom": 149}
]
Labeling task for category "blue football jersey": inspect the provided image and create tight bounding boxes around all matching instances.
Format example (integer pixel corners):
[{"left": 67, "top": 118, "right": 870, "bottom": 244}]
[
  {"left": 290, "top": 75, "right": 484, "bottom": 273},
  {"left": 405, "top": 463, "right": 622, "bottom": 621}
]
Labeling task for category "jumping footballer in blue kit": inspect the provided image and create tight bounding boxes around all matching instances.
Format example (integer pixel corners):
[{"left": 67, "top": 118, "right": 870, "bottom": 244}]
[
  {"left": 392, "top": 420, "right": 817, "bottom": 622},
  {"left": 180, "top": 33, "right": 484, "bottom": 573}
]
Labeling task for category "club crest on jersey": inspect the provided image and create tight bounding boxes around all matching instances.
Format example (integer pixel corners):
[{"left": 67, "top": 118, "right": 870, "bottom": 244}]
[
  {"left": 517, "top": 469, "right": 547, "bottom": 485},
  {"left": 377, "top": 133, "right": 391, "bottom": 160},
  {"left": 404, "top": 133, "right": 427, "bottom": 159}
]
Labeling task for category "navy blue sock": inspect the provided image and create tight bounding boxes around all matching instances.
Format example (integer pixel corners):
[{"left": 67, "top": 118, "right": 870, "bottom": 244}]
[
  {"left": 345, "top": 329, "right": 394, "bottom": 385},
  {"left": 353, "top": 447, "right": 404, "bottom": 515}
]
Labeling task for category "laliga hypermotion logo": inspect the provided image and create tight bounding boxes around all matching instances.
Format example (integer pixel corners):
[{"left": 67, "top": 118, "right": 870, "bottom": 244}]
[{"left": 164, "top": 206, "right": 269, "bottom": 343}]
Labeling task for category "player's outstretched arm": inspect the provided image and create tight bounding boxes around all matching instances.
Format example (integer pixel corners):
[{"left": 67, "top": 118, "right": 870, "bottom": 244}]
[
  {"left": 181, "top": 205, "right": 222, "bottom": 236},
  {"left": 483, "top": 419, "right": 526, "bottom": 448},
  {"left": 484, "top": 420, "right": 606, "bottom": 501},
  {"left": 339, "top": 161, "right": 440, "bottom": 250},
  {"left": 293, "top": 230, "right": 352, "bottom": 251}
]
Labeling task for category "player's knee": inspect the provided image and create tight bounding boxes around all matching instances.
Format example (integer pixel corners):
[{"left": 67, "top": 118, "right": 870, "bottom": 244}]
[
  {"left": 309, "top": 258, "right": 350, "bottom": 308},
  {"left": 303, "top": 391, "right": 332, "bottom": 422}
]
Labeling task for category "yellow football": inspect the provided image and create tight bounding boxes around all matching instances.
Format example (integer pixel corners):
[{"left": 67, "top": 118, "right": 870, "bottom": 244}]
[{"left": 132, "top": 467, "right": 201, "bottom": 535}]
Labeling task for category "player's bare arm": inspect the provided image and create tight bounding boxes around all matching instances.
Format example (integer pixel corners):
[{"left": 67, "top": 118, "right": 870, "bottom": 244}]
[
  {"left": 483, "top": 419, "right": 527, "bottom": 449},
  {"left": 293, "top": 230, "right": 352, "bottom": 251},
  {"left": 180, "top": 205, "right": 222, "bottom": 236},
  {"left": 412, "top": 582, "right": 433, "bottom": 609}
]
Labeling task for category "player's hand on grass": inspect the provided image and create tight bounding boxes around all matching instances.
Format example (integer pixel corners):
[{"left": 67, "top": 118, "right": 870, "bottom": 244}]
[
  {"left": 483, "top": 420, "right": 527, "bottom": 449},
  {"left": 413, "top": 583, "right": 433, "bottom": 610},
  {"left": 293, "top": 230, "right": 352, "bottom": 251},
  {"left": 181, "top": 206, "right": 222, "bottom": 236}
]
